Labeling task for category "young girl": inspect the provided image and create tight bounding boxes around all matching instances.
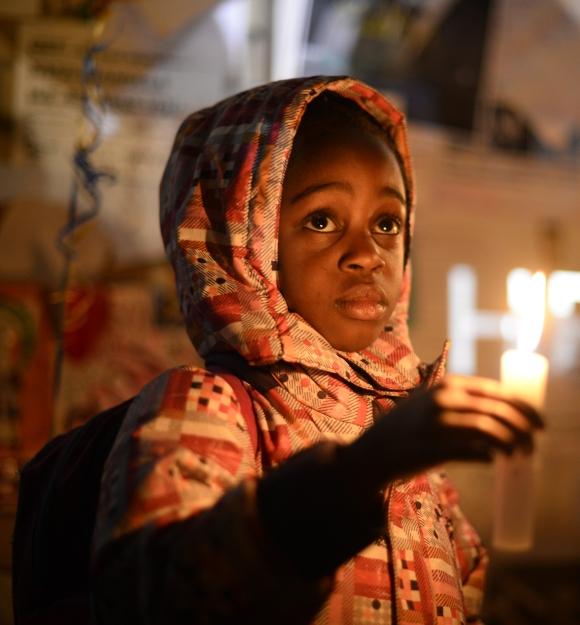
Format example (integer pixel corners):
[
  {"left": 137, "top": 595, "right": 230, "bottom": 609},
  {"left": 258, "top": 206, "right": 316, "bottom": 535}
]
[{"left": 92, "top": 76, "right": 542, "bottom": 625}]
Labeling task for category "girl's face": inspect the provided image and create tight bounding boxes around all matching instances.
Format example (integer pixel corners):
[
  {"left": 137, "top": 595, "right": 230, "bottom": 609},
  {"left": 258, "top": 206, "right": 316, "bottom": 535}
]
[{"left": 278, "top": 125, "right": 407, "bottom": 352}]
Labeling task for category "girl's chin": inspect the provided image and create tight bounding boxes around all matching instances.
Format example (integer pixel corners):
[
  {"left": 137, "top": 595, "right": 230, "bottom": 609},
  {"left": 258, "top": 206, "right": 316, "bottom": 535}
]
[
  {"left": 325, "top": 325, "right": 384, "bottom": 353},
  {"left": 301, "top": 311, "right": 387, "bottom": 352}
]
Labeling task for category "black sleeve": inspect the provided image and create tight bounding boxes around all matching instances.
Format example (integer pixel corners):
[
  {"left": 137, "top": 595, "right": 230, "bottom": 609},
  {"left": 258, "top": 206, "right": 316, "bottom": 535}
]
[
  {"left": 91, "top": 476, "right": 334, "bottom": 625},
  {"left": 92, "top": 439, "right": 388, "bottom": 625},
  {"left": 256, "top": 440, "right": 386, "bottom": 578}
]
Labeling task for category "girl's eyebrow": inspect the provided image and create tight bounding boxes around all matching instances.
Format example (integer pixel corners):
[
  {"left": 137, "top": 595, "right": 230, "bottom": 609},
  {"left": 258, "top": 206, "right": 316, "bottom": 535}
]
[
  {"left": 290, "top": 181, "right": 351, "bottom": 204},
  {"left": 290, "top": 181, "right": 406, "bottom": 206}
]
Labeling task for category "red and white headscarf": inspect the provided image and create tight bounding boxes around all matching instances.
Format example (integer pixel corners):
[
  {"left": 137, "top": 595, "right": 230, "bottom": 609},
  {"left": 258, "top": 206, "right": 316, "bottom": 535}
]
[{"left": 159, "top": 76, "right": 423, "bottom": 392}]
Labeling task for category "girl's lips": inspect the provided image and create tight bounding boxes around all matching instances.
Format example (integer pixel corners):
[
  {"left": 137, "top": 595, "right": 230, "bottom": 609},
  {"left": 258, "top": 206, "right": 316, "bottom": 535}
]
[
  {"left": 335, "top": 298, "right": 387, "bottom": 321},
  {"left": 335, "top": 285, "right": 388, "bottom": 321}
]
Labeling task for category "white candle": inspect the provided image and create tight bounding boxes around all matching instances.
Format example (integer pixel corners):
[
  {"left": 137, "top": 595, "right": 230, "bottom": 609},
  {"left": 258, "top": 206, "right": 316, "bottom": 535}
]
[
  {"left": 500, "top": 349, "right": 548, "bottom": 412},
  {"left": 492, "top": 350, "right": 548, "bottom": 551},
  {"left": 493, "top": 270, "right": 548, "bottom": 552}
]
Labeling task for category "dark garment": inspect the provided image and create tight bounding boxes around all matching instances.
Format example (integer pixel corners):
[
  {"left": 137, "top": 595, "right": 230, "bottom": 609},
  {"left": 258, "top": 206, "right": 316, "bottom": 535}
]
[{"left": 12, "top": 398, "right": 132, "bottom": 625}]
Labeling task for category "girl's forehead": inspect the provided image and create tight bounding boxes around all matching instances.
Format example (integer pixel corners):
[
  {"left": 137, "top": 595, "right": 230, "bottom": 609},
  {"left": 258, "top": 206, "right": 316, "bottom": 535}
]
[
  {"left": 281, "top": 129, "right": 407, "bottom": 215},
  {"left": 286, "top": 121, "right": 405, "bottom": 190},
  {"left": 291, "top": 96, "right": 400, "bottom": 169}
]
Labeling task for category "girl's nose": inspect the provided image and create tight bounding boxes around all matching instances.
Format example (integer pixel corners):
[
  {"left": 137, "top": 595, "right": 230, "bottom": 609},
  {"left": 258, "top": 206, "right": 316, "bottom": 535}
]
[{"left": 338, "top": 231, "right": 386, "bottom": 274}]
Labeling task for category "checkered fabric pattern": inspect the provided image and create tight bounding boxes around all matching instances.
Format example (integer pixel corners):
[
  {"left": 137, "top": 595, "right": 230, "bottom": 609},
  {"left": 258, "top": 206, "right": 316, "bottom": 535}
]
[{"left": 94, "top": 77, "right": 487, "bottom": 625}]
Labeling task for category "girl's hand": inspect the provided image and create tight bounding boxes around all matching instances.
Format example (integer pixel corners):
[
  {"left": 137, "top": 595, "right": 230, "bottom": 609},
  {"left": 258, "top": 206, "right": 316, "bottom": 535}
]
[
  {"left": 344, "top": 375, "right": 545, "bottom": 488},
  {"left": 256, "top": 374, "right": 544, "bottom": 577}
]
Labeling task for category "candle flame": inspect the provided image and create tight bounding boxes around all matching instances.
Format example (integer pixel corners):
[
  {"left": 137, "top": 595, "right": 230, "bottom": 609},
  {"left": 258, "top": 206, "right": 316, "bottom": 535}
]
[{"left": 507, "top": 270, "right": 546, "bottom": 352}]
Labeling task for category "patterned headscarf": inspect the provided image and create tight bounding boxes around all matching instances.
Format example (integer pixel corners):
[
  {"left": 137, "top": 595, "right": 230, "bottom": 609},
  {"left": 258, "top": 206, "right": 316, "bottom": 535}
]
[{"left": 160, "top": 76, "right": 422, "bottom": 394}]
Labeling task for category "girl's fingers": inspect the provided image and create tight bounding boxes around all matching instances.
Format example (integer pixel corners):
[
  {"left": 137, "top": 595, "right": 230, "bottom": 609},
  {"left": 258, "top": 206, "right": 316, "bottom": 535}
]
[
  {"left": 443, "top": 374, "right": 504, "bottom": 395},
  {"left": 440, "top": 410, "right": 514, "bottom": 445},
  {"left": 434, "top": 386, "right": 534, "bottom": 433},
  {"left": 507, "top": 397, "right": 545, "bottom": 429},
  {"left": 439, "top": 409, "right": 535, "bottom": 454},
  {"left": 436, "top": 376, "right": 544, "bottom": 429}
]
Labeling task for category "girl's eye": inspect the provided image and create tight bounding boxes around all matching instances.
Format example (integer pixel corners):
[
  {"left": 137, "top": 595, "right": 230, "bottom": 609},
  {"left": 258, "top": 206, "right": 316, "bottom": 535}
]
[
  {"left": 304, "top": 213, "right": 338, "bottom": 232},
  {"left": 375, "top": 216, "right": 401, "bottom": 235}
]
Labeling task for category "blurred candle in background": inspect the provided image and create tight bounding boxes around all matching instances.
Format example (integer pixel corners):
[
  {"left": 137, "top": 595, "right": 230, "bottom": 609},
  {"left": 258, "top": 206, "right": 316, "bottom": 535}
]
[{"left": 493, "top": 271, "right": 548, "bottom": 552}]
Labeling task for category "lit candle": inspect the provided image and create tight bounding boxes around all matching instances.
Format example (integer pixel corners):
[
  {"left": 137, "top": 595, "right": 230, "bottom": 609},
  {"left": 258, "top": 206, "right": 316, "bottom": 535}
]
[{"left": 493, "top": 271, "right": 548, "bottom": 552}]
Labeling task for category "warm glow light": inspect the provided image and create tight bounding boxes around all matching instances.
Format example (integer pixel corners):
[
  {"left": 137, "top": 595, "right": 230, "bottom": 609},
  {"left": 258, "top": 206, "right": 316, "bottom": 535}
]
[
  {"left": 447, "top": 264, "right": 507, "bottom": 374},
  {"left": 548, "top": 270, "right": 580, "bottom": 318},
  {"left": 507, "top": 269, "right": 546, "bottom": 352},
  {"left": 448, "top": 264, "right": 580, "bottom": 376}
]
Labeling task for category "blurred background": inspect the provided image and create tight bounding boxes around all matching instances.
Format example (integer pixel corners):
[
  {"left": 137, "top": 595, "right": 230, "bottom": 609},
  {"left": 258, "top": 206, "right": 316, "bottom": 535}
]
[{"left": 0, "top": 0, "right": 578, "bottom": 623}]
